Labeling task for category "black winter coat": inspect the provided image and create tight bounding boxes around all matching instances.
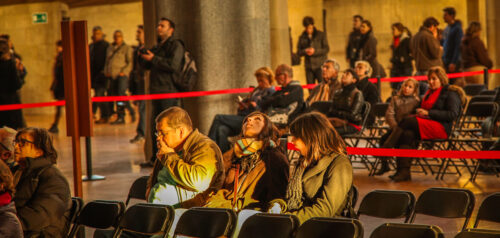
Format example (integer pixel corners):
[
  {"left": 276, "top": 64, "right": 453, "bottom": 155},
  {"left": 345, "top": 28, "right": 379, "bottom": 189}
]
[
  {"left": 356, "top": 77, "right": 380, "bottom": 125},
  {"left": 329, "top": 83, "right": 365, "bottom": 124},
  {"left": 358, "top": 31, "right": 386, "bottom": 78},
  {"left": 0, "top": 201, "right": 23, "bottom": 238},
  {"left": 0, "top": 58, "right": 24, "bottom": 129},
  {"left": 14, "top": 157, "right": 71, "bottom": 238},
  {"left": 390, "top": 34, "right": 413, "bottom": 76},
  {"left": 346, "top": 29, "right": 362, "bottom": 68},
  {"left": 89, "top": 40, "right": 109, "bottom": 88},
  {"left": 297, "top": 29, "right": 329, "bottom": 69},
  {"left": 425, "top": 85, "right": 463, "bottom": 135},
  {"left": 140, "top": 36, "right": 184, "bottom": 94},
  {"left": 260, "top": 80, "right": 304, "bottom": 116}
]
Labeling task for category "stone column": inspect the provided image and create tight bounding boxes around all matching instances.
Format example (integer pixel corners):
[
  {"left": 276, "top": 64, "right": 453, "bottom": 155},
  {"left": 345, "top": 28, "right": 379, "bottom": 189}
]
[
  {"left": 147, "top": 0, "right": 271, "bottom": 133},
  {"left": 270, "top": 0, "right": 291, "bottom": 69},
  {"left": 486, "top": 0, "right": 500, "bottom": 89}
]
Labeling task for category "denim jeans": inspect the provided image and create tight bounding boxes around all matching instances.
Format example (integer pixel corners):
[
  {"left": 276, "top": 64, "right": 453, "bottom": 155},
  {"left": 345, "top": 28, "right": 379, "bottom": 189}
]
[
  {"left": 109, "top": 76, "right": 134, "bottom": 119},
  {"left": 207, "top": 114, "right": 245, "bottom": 153}
]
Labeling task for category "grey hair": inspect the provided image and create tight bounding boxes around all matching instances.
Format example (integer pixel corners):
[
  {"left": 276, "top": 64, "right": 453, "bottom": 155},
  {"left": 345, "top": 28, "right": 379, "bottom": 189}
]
[
  {"left": 324, "top": 58, "right": 340, "bottom": 72},
  {"left": 0, "top": 127, "right": 17, "bottom": 152}
]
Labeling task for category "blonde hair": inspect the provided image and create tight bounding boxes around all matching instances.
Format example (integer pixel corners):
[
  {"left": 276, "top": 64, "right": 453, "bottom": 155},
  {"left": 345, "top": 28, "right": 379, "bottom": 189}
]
[
  {"left": 355, "top": 60, "right": 372, "bottom": 77},
  {"left": 398, "top": 78, "right": 420, "bottom": 96},
  {"left": 254, "top": 67, "right": 275, "bottom": 85}
]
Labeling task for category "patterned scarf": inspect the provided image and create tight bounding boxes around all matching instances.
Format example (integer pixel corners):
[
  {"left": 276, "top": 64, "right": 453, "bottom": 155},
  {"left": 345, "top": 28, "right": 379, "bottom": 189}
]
[
  {"left": 286, "top": 163, "right": 306, "bottom": 211},
  {"left": 233, "top": 138, "right": 275, "bottom": 173},
  {"left": 308, "top": 83, "right": 331, "bottom": 105}
]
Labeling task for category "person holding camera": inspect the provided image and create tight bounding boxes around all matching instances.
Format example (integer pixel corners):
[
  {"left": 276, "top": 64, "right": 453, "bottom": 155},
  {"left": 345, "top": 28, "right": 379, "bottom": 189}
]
[
  {"left": 0, "top": 39, "right": 24, "bottom": 130},
  {"left": 139, "top": 17, "right": 185, "bottom": 167}
]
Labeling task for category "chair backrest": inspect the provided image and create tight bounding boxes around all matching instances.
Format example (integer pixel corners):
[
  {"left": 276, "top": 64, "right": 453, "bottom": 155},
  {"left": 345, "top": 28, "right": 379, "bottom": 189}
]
[
  {"left": 65, "top": 197, "right": 83, "bottom": 236},
  {"left": 357, "top": 190, "right": 416, "bottom": 223},
  {"left": 469, "top": 95, "right": 495, "bottom": 104},
  {"left": 370, "top": 223, "right": 444, "bottom": 238},
  {"left": 68, "top": 200, "right": 125, "bottom": 238},
  {"left": 413, "top": 187, "right": 475, "bottom": 230},
  {"left": 238, "top": 213, "right": 299, "bottom": 238},
  {"left": 125, "top": 176, "right": 149, "bottom": 205},
  {"left": 464, "top": 102, "right": 499, "bottom": 118},
  {"left": 464, "top": 84, "right": 487, "bottom": 96},
  {"left": 455, "top": 228, "right": 500, "bottom": 238},
  {"left": 296, "top": 217, "right": 363, "bottom": 238},
  {"left": 358, "top": 102, "right": 372, "bottom": 134},
  {"left": 174, "top": 207, "right": 236, "bottom": 238},
  {"left": 474, "top": 192, "right": 500, "bottom": 228},
  {"left": 309, "top": 101, "right": 334, "bottom": 115},
  {"left": 112, "top": 203, "right": 174, "bottom": 238},
  {"left": 371, "top": 102, "right": 389, "bottom": 118},
  {"left": 479, "top": 90, "right": 497, "bottom": 96},
  {"left": 341, "top": 184, "right": 359, "bottom": 218}
]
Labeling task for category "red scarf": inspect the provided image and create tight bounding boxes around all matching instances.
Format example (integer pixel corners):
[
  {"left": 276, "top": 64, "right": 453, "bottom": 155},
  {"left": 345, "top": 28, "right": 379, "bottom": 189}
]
[
  {"left": 421, "top": 87, "right": 443, "bottom": 110},
  {"left": 393, "top": 36, "right": 400, "bottom": 48},
  {"left": 0, "top": 192, "right": 12, "bottom": 206}
]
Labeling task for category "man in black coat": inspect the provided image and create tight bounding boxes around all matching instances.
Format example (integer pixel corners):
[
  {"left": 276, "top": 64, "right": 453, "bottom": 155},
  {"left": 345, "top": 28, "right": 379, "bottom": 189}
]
[
  {"left": 139, "top": 18, "right": 184, "bottom": 166},
  {"left": 346, "top": 15, "right": 363, "bottom": 68},
  {"left": 297, "top": 16, "right": 329, "bottom": 86},
  {"left": 0, "top": 40, "right": 24, "bottom": 130},
  {"left": 90, "top": 26, "right": 112, "bottom": 123}
]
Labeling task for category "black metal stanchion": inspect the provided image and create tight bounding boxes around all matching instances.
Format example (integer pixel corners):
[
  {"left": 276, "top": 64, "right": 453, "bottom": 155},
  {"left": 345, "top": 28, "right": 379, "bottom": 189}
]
[
  {"left": 484, "top": 68, "right": 489, "bottom": 89},
  {"left": 82, "top": 136, "right": 105, "bottom": 181}
]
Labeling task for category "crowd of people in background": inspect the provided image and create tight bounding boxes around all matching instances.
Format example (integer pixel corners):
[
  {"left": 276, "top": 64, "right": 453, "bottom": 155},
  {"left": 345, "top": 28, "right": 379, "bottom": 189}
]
[{"left": 0, "top": 6, "right": 499, "bottom": 237}]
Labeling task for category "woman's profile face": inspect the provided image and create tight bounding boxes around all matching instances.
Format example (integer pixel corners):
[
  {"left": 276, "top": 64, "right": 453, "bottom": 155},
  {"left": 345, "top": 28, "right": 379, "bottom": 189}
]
[
  {"left": 14, "top": 133, "right": 41, "bottom": 162},
  {"left": 341, "top": 72, "right": 356, "bottom": 86},
  {"left": 243, "top": 114, "right": 266, "bottom": 138},
  {"left": 360, "top": 23, "right": 370, "bottom": 34},
  {"left": 428, "top": 73, "right": 442, "bottom": 90},
  {"left": 291, "top": 136, "right": 307, "bottom": 156},
  {"left": 256, "top": 74, "right": 271, "bottom": 89}
]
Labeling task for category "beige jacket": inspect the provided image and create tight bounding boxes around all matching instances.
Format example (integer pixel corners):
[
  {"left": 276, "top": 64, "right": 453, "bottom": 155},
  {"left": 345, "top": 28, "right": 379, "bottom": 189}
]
[
  {"left": 288, "top": 153, "right": 353, "bottom": 224},
  {"left": 104, "top": 42, "right": 133, "bottom": 78}
]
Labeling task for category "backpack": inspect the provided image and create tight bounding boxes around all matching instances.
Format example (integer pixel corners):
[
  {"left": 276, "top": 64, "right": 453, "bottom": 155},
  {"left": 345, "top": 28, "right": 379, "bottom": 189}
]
[{"left": 174, "top": 40, "right": 198, "bottom": 92}]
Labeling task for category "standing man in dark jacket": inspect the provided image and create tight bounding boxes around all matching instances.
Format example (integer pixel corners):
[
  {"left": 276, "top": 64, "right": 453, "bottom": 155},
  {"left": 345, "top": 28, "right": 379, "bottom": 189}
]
[
  {"left": 346, "top": 15, "right": 363, "bottom": 68},
  {"left": 297, "top": 16, "right": 329, "bottom": 86},
  {"left": 90, "top": 26, "right": 112, "bottom": 124},
  {"left": 0, "top": 40, "right": 24, "bottom": 130},
  {"left": 140, "top": 18, "right": 184, "bottom": 166},
  {"left": 130, "top": 25, "right": 147, "bottom": 143},
  {"left": 13, "top": 128, "right": 71, "bottom": 238},
  {"left": 411, "top": 17, "right": 443, "bottom": 76},
  {"left": 442, "top": 7, "right": 463, "bottom": 75}
]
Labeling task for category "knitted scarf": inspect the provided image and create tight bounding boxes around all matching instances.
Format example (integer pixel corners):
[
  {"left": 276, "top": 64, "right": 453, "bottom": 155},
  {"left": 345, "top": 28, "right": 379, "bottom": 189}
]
[
  {"left": 233, "top": 138, "right": 275, "bottom": 173},
  {"left": 286, "top": 162, "right": 306, "bottom": 211}
]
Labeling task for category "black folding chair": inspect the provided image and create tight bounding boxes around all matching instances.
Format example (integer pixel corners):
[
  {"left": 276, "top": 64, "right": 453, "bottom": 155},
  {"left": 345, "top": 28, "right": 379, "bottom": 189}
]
[
  {"left": 464, "top": 84, "right": 487, "bottom": 96},
  {"left": 68, "top": 200, "right": 126, "bottom": 237},
  {"left": 125, "top": 176, "right": 149, "bottom": 206},
  {"left": 411, "top": 187, "right": 475, "bottom": 231},
  {"left": 370, "top": 223, "right": 444, "bottom": 238},
  {"left": 65, "top": 197, "right": 83, "bottom": 236},
  {"left": 296, "top": 217, "right": 364, "bottom": 238},
  {"left": 238, "top": 213, "right": 299, "bottom": 238},
  {"left": 344, "top": 102, "right": 374, "bottom": 171},
  {"left": 341, "top": 185, "right": 359, "bottom": 219},
  {"left": 473, "top": 193, "right": 500, "bottom": 228},
  {"left": 173, "top": 207, "right": 236, "bottom": 238},
  {"left": 478, "top": 90, "right": 497, "bottom": 96},
  {"left": 111, "top": 203, "right": 174, "bottom": 238},
  {"left": 469, "top": 95, "right": 495, "bottom": 104},
  {"left": 455, "top": 228, "right": 500, "bottom": 238},
  {"left": 357, "top": 190, "right": 416, "bottom": 223}
]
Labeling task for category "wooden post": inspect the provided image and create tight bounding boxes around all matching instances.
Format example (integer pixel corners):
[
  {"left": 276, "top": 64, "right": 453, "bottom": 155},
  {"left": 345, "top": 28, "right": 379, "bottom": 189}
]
[{"left": 61, "top": 20, "right": 93, "bottom": 198}]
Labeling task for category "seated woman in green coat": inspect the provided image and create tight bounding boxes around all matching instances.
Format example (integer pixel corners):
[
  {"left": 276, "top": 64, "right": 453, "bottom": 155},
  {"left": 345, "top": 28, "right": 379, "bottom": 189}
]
[{"left": 269, "top": 111, "right": 353, "bottom": 224}]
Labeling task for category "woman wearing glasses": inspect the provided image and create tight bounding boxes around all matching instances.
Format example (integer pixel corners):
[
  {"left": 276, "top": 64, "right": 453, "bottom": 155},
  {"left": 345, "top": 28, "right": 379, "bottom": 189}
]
[{"left": 12, "top": 127, "right": 71, "bottom": 238}]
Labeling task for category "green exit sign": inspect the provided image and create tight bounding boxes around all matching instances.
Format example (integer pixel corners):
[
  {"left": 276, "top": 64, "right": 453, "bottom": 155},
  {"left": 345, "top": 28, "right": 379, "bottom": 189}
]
[{"left": 32, "top": 12, "right": 48, "bottom": 24}]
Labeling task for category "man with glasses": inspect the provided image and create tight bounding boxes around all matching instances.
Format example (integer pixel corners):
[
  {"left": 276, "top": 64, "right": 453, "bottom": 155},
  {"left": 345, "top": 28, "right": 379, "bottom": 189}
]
[
  {"left": 146, "top": 107, "right": 224, "bottom": 208},
  {"left": 0, "top": 126, "right": 17, "bottom": 171}
]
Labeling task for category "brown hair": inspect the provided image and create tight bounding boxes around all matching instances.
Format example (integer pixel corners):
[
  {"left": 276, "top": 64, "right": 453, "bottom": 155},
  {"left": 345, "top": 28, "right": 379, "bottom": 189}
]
[
  {"left": 155, "top": 106, "right": 193, "bottom": 130},
  {"left": 275, "top": 64, "right": 293, "bottom": 78},
  {"left": 254, "top": 67, "right": 275, "bottom": 85},
  {"left": 239, "top": 111, "right": 279, "bottom": 149},
  {"left": 427, "top": 66, "right": 448, "bottom": 86},
  {"left": 289, "top": 112, "right": 346, "bottom": 168},
  {"left": 398, "top": 78, "right": 419, "bottom": 96},
  {"left": 0, "top": 160, "right": 14, "bottom": 195},
  {"left": 465, "top": 21, "right": 481, "bottom": 38},
  {"left": 16, "top": 127, "right": 58, "bottom": 163}
]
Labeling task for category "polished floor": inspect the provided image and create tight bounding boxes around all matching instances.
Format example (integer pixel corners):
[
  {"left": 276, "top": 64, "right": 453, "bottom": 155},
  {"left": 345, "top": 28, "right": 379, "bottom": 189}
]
[{"left": 25, "top": 112, "right": 500, "bottom": 237}]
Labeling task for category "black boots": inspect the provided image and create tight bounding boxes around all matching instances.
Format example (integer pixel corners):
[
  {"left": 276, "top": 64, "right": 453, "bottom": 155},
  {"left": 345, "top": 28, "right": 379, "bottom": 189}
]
[{"left": 373, "top": 160, "right": 390, "bottom": 176}]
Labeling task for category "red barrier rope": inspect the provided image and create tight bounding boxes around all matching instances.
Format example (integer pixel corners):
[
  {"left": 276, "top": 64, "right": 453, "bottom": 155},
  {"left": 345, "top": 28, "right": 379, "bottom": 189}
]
[
  {"left": 286, "top": 143, "right": 500, "bottom": 159},
  {"left": 0, "top": 69, "right": 497, "bottom": 112}
]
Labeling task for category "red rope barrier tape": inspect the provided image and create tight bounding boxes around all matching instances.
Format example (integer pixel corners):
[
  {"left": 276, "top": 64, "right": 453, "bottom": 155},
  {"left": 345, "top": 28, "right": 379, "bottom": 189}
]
[
  {"left": 287, "top": 142, "right": 500, "bottom": 159},
  {"left": 0, "top": 69, "right": 497, "bottom": 112}
]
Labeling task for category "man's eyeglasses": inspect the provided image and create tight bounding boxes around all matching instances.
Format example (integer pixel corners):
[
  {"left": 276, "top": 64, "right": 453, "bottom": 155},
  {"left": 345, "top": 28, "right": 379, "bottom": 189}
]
[
  {"left": 155, "top": 127, "right": 178, "bottom": 138},
  {"left": 13, "top": 138, "right": 34, "bottom": 147}
]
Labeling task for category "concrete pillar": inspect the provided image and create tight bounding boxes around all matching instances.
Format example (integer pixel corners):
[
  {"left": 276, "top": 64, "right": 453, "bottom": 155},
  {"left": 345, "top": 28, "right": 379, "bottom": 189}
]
[
  {"left": 270, "top": 0, "right": 291, "bottom": 69},
  {"left": 486, "top": 0, "right": 500, "bottom": 89},
  {"left": 143, "top": 0, "right": 271, "bottom": 134}
]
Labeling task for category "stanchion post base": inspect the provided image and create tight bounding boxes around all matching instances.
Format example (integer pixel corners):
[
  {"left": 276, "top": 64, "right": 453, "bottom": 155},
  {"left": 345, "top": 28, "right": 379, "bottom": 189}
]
[{"left": 82, "top": 175, "right": 106, "bottom": 181}]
